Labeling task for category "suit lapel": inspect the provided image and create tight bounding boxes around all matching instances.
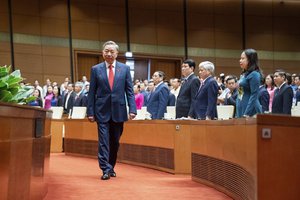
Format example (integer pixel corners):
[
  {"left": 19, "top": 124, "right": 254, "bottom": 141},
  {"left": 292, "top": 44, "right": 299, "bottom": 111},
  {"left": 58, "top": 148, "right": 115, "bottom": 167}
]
[
  {"left": 99, "top": 63, "right": 111, "bottom": 90},
  {"left": 113, "top": 62, "right": 122, "bottom": 90}
]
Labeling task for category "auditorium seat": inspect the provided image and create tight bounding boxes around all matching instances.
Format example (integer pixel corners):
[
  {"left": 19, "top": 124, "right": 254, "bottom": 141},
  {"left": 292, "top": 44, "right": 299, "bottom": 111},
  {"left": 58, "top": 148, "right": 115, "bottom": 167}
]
[
  {"left": 217, "top": 105, "right": 234, "bottom": 120},
  {"left": 51, "top": 106, "right": 64, "bottom": 119},
  {"left": 71, "top": 107, "right": 87, "bottom": 119}
]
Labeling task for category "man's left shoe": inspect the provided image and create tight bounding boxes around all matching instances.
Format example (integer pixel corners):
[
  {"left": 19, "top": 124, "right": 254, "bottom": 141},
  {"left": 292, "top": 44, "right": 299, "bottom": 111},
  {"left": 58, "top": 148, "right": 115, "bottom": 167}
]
[
  {"left": 110, "top": 171, "right": 116, "bottom": 177},
  {"left": 101, "top": 173, "right": 110, "bottom": 180}
]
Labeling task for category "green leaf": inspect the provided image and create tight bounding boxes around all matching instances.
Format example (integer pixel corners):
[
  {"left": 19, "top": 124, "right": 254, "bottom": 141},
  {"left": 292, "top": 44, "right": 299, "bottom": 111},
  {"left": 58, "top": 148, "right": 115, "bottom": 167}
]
[
  {"left": 0, "top": 65, "right": 11, "bottom": 78},
  {"left": 0, "top": 90, "right": 13, "bottom": 102}
]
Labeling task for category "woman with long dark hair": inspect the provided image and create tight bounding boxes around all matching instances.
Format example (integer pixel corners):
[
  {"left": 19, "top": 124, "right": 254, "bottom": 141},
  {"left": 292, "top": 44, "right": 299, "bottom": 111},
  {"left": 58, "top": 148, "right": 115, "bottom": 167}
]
[{"left": 236, "top": 49, "right": 263, "bottom": 117}]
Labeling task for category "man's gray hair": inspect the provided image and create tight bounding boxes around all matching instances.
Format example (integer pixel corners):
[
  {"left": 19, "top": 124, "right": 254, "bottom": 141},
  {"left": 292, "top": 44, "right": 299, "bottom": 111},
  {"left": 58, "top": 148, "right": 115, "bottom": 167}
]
[
  {"left": 199, "top": 61, "right": 215, "bottom": 74},
  {"left": 102, "top": 40, "right": 119, "bottom": 51},
  {"left": 75, "top": 81, "right": 83, "bottom": 88}
]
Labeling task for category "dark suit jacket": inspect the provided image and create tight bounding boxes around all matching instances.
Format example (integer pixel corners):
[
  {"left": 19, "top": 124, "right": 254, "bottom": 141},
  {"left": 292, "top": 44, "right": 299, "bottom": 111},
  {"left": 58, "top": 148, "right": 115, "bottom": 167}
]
[
  {"left": 258, "top": 86, "right": 270, "bottom": 113},
  {"left": 63, "top": 91, "right": 76, "bottom": 114},
  {"left": 147, "top": 82, "right": 169, "bottom": 119},
  {"left": 189, "top": 76, "right": 218, "bottom": 119},
  {"left": 175, "top": 73, "right": 200, "bottom": 118},
  {"left": 272, "top": 83, "right": 293, "bottom": 115},
  {"left": 74, "top": 92, "right": 87, "bottom": 107},
  {"left": 87, "top": 61, "right": 137, "bottom": 122},
  {"left": 168, "top": 92, "right": 176, "bottom": 106}
]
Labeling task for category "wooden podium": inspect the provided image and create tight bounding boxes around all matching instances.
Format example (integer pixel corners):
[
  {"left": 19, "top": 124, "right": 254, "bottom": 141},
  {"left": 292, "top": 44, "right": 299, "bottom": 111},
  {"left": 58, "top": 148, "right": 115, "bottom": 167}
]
[{"left": 0, "top": 102, "right": 52, "bottom": 200}]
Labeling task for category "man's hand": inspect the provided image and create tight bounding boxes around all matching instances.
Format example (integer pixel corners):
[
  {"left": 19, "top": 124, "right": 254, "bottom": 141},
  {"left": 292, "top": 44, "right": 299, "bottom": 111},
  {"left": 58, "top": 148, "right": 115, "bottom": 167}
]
[
  {"left": 88, "top": 116, "right": 95, "bottom": 122},
  {"left": 129, "top": 113, "right": 136, "bottom": 120}
]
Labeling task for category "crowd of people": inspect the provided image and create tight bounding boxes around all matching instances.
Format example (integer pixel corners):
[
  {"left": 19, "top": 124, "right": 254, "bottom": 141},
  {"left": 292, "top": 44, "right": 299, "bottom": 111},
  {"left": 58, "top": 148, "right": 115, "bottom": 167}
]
[{"left": 26, "top": 49, "right": 300, "bottom": 119}]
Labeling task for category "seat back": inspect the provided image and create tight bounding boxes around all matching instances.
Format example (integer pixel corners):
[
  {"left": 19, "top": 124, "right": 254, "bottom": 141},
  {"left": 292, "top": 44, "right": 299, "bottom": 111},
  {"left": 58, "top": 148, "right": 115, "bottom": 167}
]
[
  {"left": 71, "top": 107, "right": 87, "bottom": 119},
  {"left": 217, "top": 105, "right": 234, "bottom": 120},
  {"left": 51, "top": 106, "right": 64, "bottom": 119}
]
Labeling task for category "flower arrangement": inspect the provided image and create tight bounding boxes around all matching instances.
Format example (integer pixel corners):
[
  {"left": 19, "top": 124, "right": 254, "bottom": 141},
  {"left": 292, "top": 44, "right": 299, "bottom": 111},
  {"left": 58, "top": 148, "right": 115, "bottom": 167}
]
[{"left": 0, "top": 65, "right": 35, "bottom": 104}]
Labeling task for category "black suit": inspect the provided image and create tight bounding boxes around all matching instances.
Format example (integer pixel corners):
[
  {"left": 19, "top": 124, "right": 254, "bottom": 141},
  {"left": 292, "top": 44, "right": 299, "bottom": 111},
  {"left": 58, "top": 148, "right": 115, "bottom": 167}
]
[
  {"left": 272, "top": 83, "right": 293, "bottom": 115},
  {"left": 74, "top": 92, "right": 87, "bottom": 107},
  {"left": 175, "top": 73, "right": 200, "bottom": 118},
  {"left": 63, "top": 91, "right": 76, "bottom": 114}
]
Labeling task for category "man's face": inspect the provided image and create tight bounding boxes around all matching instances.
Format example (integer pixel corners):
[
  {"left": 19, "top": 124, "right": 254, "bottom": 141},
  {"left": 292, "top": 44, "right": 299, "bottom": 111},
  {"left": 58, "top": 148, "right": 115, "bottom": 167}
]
[
  {"left": 152, "top": 72, "right": 162, "bottom": 85},
  {"left": 102, "top": 44, "right": 118, "bottom": 64},
  {"left": 227, "top": 79, "right": 236, "bottom": 91},
  {"left": 181, "top": 63, "right": 192, "bottom": 77},
  {"left": 148, "top": 83, "right": 155, "bottom": 91},
  {"left": 274, "top": 72, "right": 285, "bottom": 87},
  {"left": 295, "top": 77, "right": 300, "bottom": 86}
]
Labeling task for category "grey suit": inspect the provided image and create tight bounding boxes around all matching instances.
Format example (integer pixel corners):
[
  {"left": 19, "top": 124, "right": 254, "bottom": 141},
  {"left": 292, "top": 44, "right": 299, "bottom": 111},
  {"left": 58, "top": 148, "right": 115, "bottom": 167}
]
[{"left": 175, "top": 73, "right": 200, "bottom": 118}]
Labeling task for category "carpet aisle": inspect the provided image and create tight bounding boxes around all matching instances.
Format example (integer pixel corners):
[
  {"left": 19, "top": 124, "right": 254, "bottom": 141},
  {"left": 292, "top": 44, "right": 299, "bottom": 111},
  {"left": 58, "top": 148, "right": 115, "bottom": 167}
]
[{"left": 45, "top": 153, "right": 232, "bottom": 200}]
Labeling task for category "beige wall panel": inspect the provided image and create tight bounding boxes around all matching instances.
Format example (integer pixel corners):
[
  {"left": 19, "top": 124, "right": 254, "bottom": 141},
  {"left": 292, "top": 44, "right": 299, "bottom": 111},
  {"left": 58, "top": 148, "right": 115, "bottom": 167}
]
[
  {"left": 0, "top": 14, "right": 9, "bottom": 31},
  {"left": 129, "top": 9, "right": 155, "bottom": 26},
  {"left": 14, "top": 43, "right": 41, "bottom": 55},
  {"left": 21, "top": 72, "right": 44, "bottom": 84},
  {"left": 260, "top": 60, "right": 275, "bottom": 74},
  {"left": 0, "top": 52, "right": 11, "bottom": 66},
  {"left": 245, "top": 16, "right": 273, "bottom": 34},
  {"left": 188, "top": 0, "right": 214, "bottom": 14},
  {"left": 130, "top": 27, "right": 157, "bottom": 45},
  {"left": 188, "top": 13, "right": 214, "bottom": 31},
  {"left": 274, "top": 17, "right": 300, "bottom": 35},
  {"left": 215, "top": 14, "right": 242, "bottom": 33},
  {"left": 12, "top": 0, "right": 39, "bottom": 16},
  {"left": 40, "top": 0, "right": 68, "bottom": 19},
  {"left": 273, "top": 34, "right": 300, "bottom": 51},
  {"left": 245, "top": 1, "right": 272, "bottom": 16},
  {"left": 40, "top": 18, "right": 69, "bottom": 37},
  {"left": 188, "top": 30, "right": 215, "bottom": 48},
  {"left": 43, "top": 55, "right": 70, "bottom": 75},
  {"left": 0, "top": 42, "right": 10, "bottom": 52},
  {"left": 128, "top": 0, "right": 155, "bottom": 9},
  {"left": 273, "top": 60, "right": 300, "bottom": 73},
  {"left": 99, "top": 6, "right": 125, "bottom": 24},
  {"left": 42, "top": 74, "right": 69, "bottom": 84},
  {"left": 14, "top": 53, "right": 43, "bottom": 73},
  {"left": 71, "top": 1, "right": 98, "bottom": 22},
  {"left": 156, "top": 11, "right": 183, "bottom": 29},
  {"left": 156, "top": 28, "right": 184, "bottom": 46},
  {"left": 215, "top": 31, "right": 242, "bottom": 49},
  {"left": 12, "top": 15, "right": 40, "bottom": 35},
  {"left": 42, "top": 46, "right": 69, "bottom": 57},
  {"left": 99, "top": 23, "right": 126, "bottom": 43},
  {"left": 214, "top": 0, "right": 241, "bottom": 15},
  {"left": 246, "top": 33, "right": 273, "bottom": 51},
  {"left": 72, "top": 21, "right": 99, "bottom": 40},
  {"left": 273, "top": 1, "right": 300, "bottom": 17},
  {"left": 156, "top": 0, "right": 183, "bottom": 11}
]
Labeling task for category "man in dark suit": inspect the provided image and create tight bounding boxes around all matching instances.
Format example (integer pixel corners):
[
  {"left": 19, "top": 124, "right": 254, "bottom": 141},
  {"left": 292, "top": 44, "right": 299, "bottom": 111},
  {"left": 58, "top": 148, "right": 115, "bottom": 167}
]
[
  {"left": 175, "top": 59, "right": 200, "bottom": 118},
  {"left": 224, "top": 75, "right": 238, "bottom": 114},
  {"left": 189, "top": 61, "right": 218, "bottom": 120},
  {"left": 147, "top": 71, "right": 169, "bottom": 119},
  {"left": 143, "top": 81, "right": 154, "bottom": 106},
  {"left": 63, "top": 83, "right": 76, "bottom": 114},
  {"left": 87, "top": 41, "right": 136, "bottom": 180},
  {"left": 272, "top": 70, "right": 293, "bottom": 115},
  {"left": 74, "top": 81, "right": 87, "bottom": 107}
]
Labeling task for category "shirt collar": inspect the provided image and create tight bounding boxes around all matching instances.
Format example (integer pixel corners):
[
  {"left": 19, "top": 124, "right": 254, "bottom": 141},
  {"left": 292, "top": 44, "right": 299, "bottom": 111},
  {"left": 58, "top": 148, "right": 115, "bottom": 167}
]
[{"left": 105, "top": 61, "right": 116, "bottom": 68}]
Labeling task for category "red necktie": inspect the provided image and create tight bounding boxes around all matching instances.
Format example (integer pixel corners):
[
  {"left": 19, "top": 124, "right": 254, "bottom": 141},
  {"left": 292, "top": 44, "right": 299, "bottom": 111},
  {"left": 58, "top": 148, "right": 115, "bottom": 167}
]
[{"left": 109, "top": 65, "right": 114, "bottom": 90}]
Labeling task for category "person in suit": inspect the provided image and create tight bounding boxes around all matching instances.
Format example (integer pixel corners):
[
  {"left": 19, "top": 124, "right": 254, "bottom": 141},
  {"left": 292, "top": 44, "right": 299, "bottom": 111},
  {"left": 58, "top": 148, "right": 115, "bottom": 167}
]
[
  {"left": 224, "top": 75, "right": 238, "bottom": 115},
  {"left": 63, "top": 83, "right": 76, "bottom": 114},
  {"left": 258, "top": 78, "right": 270, "bottom": 113},
  {"left": 175, "top": 59, "right": 200, "bottom": 118},
  {"left": 143, "top": 81, "right": 154, "bottom": 106},
  {"left": 168, "top": 92, "right": 176, "bottom": 106},
  {"left": 272, "top": 70, "right": 293, "bottom": 115},
  {"left": 189, "top": 61, "right": 218, "bottom": 120},
  {"left": 74, "top": 81, "right": 87, "bottom": 107},
  {"left": 236, "top": 49, "right": 263, "bottom": 118},
  {"left": 87, "top": 41, "right": 136, "bottom": 180},
  {"left": 147, "top": 71, "right": 169, "bottom": 119}
]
